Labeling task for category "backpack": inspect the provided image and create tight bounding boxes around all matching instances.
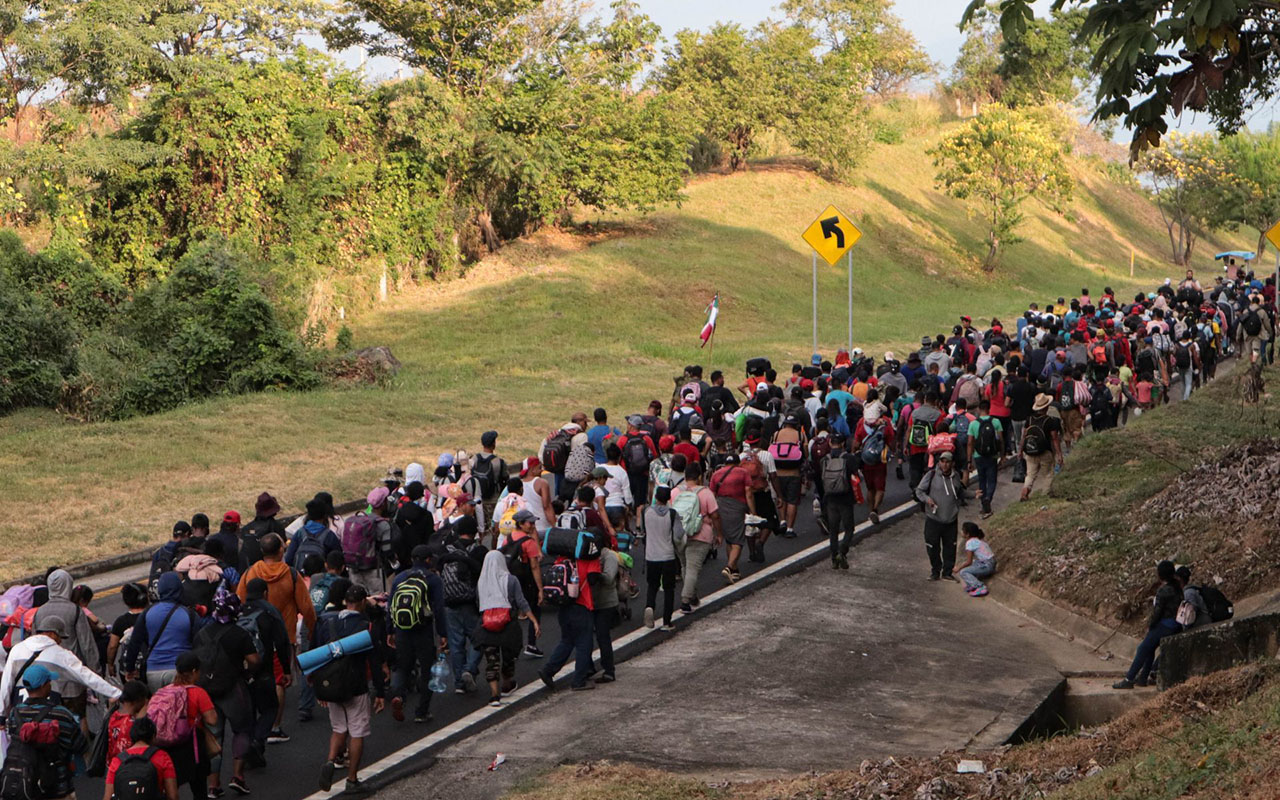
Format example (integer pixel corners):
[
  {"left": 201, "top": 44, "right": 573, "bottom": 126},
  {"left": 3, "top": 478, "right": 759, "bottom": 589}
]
[
  {"left": 671, "top": 488, "right": 705, "bottom": 536},
  {"left": 821, "top": 455, "right": 851, "bottom": 496},
  {"left": 308, "top": 573, "right": 336, "bottom": 612},
  {"left": 439, "top": 549, "right": 477, "bottom": 606},
  {"left": 1022, "top": 417, "right": 1049, "bottom": 456},
  {"left": 623, "top": 436, "right": 651, "bottom": 471},
  {"left": 111, "top": 747, "right": 161, "bottom": 800},
  {"left": 956, "top": 375, "right": 981, "bottom": 407},
  {"left": 470, "top": 454, "right": 500, "bottom": 499},
  {"left": 1, "top": 706, "right": 58, "bottom": 800},
  {"left": 1243, "top": 308, "right": 1263, "bottom": 336},
  {"left": 908, "top": 414, "right": 932, "bottom": 448},
  {"left": 496, "top": 500, "right": 524, "bottom": 540},
  {"left": 289, "top": 529, "right": 327, "bottom": 571},
  {"left": 768, "top": 429, "right": 804, "bottom": 468},
  {"left": 235, "top": 606, "right": 268, "bottom": 661},
  {"left": 809, "top": 434, "right": 832, "bottom": 471},
  {"left": 1195, "top": 585, "right": 1233, "bottom": 622},
  {"left": 311, "top": 618, "right": 363, "bottom": 703},
  {"left": 1091, "top": 344, "right": 1107, "bottom": 365},
  {"left": 860, "top": 424, "right": 887, "bottom": 465},
  {"left": 147, "top": 685, "right": 192, "bottom": 748},
  {"left": 540, "top": 560, "right": 576, "bottom": 607},
  {"left": 555, "top": 507, "right": 588, "bottom": 531},
  {"left": 1057, "top": 384, "right": 1076, "bottom": 411},
  {"left": 1135, "top": 349, "right": 1157, "bottom": 377},
  {"left": 739, "top": 452, "right": 767, "bottom": 492},
  {"left": 390, "top": 573, "right": 432, "bottom": 631},
  {"left": 974, "top": 417, "right": 999, "bottom": 458},
  {"left": 500, "top": 534, "right": 534, "bottom": 582},
  {"left": 340, "top": 513, "right": 379, "bottom": 571},
  {"left": 193, "top": 625, "right": 239, "bottom": 698},
  {"left": 542, "top": 430, "right": 573, "bottom": 474},
  {"left": 181, "top": 578, "right": 219, "bottom": 612},
  {"left": 1174, "top": 343, "right": 1191, "bottom": 369}
]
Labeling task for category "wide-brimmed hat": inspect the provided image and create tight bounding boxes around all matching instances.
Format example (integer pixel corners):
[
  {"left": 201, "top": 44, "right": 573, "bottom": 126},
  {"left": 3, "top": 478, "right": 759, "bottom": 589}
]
[{"left": 1033, "top": 394, "right": 1053, "bottom": 412}]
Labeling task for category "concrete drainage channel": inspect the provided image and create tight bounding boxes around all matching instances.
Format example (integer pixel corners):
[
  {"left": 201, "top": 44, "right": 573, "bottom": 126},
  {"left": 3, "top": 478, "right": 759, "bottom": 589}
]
[{"left": 1005, "top": 674, "right": 1156, "bottom": 744}]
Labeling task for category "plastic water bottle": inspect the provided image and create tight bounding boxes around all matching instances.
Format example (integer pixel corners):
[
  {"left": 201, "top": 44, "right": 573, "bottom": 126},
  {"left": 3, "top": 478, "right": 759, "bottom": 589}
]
[{"left": 428, "top": 653, "right": 452, "bottom": 693}]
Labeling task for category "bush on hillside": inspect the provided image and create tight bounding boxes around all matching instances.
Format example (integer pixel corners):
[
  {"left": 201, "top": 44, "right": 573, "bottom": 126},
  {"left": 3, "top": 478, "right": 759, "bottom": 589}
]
[{"left": 0, "top": 263, "right": 78, "bottom": 412}]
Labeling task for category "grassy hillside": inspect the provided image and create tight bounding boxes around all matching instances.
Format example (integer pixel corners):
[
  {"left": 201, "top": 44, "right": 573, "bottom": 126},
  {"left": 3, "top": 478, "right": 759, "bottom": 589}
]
[{"left": 0, "top": 115, "right": 1234, "bottom": 579}]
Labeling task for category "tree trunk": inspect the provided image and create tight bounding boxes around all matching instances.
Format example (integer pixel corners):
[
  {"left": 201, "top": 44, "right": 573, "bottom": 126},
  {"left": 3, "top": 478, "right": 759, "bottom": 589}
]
[
  {"left": 1257, "top": 229, "right": 1268, "bottom": 261},
  {"left": 477, "top": 209, "right": 501, "bottom": 253},
  {"left": 983, "top": 230, "right": 999, "bottom": 272}
]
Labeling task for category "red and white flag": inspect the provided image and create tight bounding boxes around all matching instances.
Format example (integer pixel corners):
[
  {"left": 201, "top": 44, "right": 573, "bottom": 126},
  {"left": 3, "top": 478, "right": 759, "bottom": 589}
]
[{"left": 699, "top": 293, "right": 719, "bottom": 348}]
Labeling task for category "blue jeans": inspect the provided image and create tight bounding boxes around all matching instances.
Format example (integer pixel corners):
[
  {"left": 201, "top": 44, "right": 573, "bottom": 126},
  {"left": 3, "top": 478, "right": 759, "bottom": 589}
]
[
  {"left": 445, "top": 605, "right": 483, "bottom": 685},
  {"left": 959, "top": 558, "right": 996, "bottom": 591},
  {"left": 1126, "top": 619, "right": 1181, "bottom": 683},
  {"left": 542, "top": 603, "right": 595, "bottom": 688},
  {"left": 974, "top": 455, "right": 998, "bottom": 511},
  {"left": 297, "top": 630, "right": 315, "bottom": 718},
  {"left": 392, "top": 626, "right": 439, "bottom": 715}
]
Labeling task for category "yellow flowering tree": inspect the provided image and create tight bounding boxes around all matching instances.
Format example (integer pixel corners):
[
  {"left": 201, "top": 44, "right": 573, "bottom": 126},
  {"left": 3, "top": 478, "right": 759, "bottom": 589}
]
[
  {"left": 930, "top": 104, "right": 1073, "bottom": 270},
  {"left": 1136, "top": 132, "right": 1226, "bottom": 267}
]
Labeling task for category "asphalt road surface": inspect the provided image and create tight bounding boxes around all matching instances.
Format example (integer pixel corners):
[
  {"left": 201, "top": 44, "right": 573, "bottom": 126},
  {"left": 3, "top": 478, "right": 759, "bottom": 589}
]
[{"left": 76, "top": 468, "right": 924, "bottom": 800}]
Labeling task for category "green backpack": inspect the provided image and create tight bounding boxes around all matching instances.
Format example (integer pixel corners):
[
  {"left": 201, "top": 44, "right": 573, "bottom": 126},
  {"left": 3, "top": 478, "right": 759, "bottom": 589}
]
[{"left": 390, "top": 573, "right": 432, "bottom": 631}]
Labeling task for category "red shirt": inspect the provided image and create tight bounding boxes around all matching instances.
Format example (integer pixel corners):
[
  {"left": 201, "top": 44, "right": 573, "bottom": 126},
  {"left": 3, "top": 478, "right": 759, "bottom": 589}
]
[
  {"left": 106, "top": 711, "right": 135, "bottom": 763},
  {"left": 709, "top": 464, "right": 750, "bottom": 503},
  {"left": 673, "top": 442, "right": 701, "bottom": 466},
  {"left": 107, "top": 744, "right": 177, "bottom": 784},
  {"left": 183, "top": 685, "right": 215, "bottom": 727},
  {"left": 617, "top": 433, "right": 657, "bottom": 460}
]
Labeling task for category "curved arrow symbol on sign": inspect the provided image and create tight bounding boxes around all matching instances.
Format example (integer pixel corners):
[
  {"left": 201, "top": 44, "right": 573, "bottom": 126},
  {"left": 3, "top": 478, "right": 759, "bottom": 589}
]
[{"left": 820, "top": 217, "right": 844, "bottom": 249}]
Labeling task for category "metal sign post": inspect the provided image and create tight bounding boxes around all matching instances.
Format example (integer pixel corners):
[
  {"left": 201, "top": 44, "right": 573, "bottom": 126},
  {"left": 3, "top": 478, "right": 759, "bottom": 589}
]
[
  {"left": 812, "top": 251, "right": 818, "bottom": 356},
  {"left": 847, "top": 249, "right": 853, "bottom": 353}
]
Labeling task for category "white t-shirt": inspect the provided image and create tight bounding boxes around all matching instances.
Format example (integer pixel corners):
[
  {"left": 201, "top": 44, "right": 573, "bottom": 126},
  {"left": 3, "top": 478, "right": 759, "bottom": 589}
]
[
  {"left": 966, "top": 537, "right": 995, "bottom": 561},
  {"left": 602, "top": 464, "right": 632, "bottom": 507}
]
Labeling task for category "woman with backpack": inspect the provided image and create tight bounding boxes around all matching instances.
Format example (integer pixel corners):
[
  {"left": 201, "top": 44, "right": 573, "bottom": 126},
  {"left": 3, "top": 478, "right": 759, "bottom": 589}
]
[
  {"left": 853, "top": 406, "right": 895, "bottom": 524},
  {"left": 151, "top": 652, "right": 219, "bottom": 800},
  {"left": 105, "top": 716, "right": 180, "bottom": 800},
  {"left": 475, "top": 551, "right": 538, "bottom": 707},
  {"left": 1114, "top": 560, "right": 1183, "bottom": 690}
]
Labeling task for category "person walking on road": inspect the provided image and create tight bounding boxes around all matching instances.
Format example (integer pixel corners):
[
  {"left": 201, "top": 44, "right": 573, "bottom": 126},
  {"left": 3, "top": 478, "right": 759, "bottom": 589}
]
[
  {"left": 1019, "top": 395, "right": 1063, "bottom": 500},
  {"left": 386, "top": 545, "right": 448, "bottom": 724},
  {"left": 316, "top": 586, "right": 386, "bottom": 793},
  {"left": 967, "top": 399, "right": 1004, "bottom": 519},
  {"left": 124, "top": 573, "right": 201, "bottom": 692},
  {"left": 474, "top": 551, "right": 538, "bottom": 707},
  {"left": 914, "top": 451, "right": 964, "bottom": 582},
  {"left": 820, "top": 433, "right": 860, "bottom": 570},
  {"left": 240, "top": 578, "right": 292, "bottom": 770},
  {"left": 853, "top": 406, "right": 894, "bottom": 524},
  {"left": 671, "top": 462, "right": 720, "bottom": 614},
  {"left": 642, "top": 486, "right": 685, "bottom": 631},
  {"left": 4, "top": 664, "right": 87, "bottom": 800}
]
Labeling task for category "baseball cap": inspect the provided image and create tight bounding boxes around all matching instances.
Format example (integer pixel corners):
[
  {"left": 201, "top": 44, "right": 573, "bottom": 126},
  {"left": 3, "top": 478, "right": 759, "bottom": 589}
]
[
  {"left": 367, "top": 486, "right": 390, "bottom": 508},
  {"left": 520, "top": 457, "right": 540, "bottom": 477},
  {"left": 591, "top": 466, "right": 609, "bottom": 479},
  {"left": 173, "top": 520, "right": 192, "bottom": 536},
  {"left": 481, "top": 430, "right": 498, "bottom": 448},
  {"left": 626, "top": 415, "right": 644, "bottom": 427},
  {"left": 222, "top": 510, "right": 241, "bottom": 525},
  {"left": 811, "top": 353, "right": 822, "bottom": 366},
  {"left": 512, "top": 509, "right": 537, "bottom": 525},
  {"left": 937, "top": 451, "right": 955, "bottom": 461},
  {"left": 21, "top": 664, "right": 54, "bottom": 690}
]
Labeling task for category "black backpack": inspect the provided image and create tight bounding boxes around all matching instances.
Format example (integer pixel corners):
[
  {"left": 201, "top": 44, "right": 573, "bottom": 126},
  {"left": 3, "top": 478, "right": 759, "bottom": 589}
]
[
  {"left": 1135, "top": 350, "right": 1157, "bottom": 377},
  {"left": 111, "top": 747, "right": 160, "bottom": 800},
  {"left": 1243, "top": 309, "right": 1263, "bottom": 336},
  {"left": 0, "top": 706, "right": 58, "bottom": 800},
  {"left": 1196, "top": 585, "right": 1234, "bottom": 622},
  {"left": 623, "top": 436, "right": 651, "bottom": 470},
  {"left": 311, "top": 617, "right": 363, "bottom": 703},
  {"left": 193, "top": 625, "right": 238, "bottom": 698},
  {"left": 470, "top": 454, "right": 500, "bottom": 499},
  {"left": 500, "top": 535, "right": 533, "bottom": 583},
  {"left": 1022, "top": 417, "right": 1049, "bottom": 456},
  {"left": 1174, "top": 343, "right": 1190, "bottom": 369},
  {"left": 974, "top": 417, "right": 999, "bottom": 458}
]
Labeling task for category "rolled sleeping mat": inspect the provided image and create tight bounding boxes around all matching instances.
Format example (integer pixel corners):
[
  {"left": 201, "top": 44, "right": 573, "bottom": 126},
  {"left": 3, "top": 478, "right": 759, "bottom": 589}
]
[{"left": 298, "top": 628, "right": 373, "bottom": 676}]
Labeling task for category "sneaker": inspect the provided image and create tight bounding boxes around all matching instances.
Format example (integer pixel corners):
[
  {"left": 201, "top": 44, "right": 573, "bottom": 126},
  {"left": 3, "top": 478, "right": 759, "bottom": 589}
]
[
  {"left": 966, "top": 586, "right": 978, "bottom": 596},
  {"left": 524, "top": 645, "right": 545, "bottom": 658},
  {"left": 538, "top": 670, "right": 555, "bottom": 691},
  {"left": 319, "top": 761, "right": 336, "bottom": 792},
  {"left": 414, "top": 712, "right": 432, "bottom": 724},
  {"left": 454, "top": 686, "right": 467, "bottom": 695},
  {"left": 660, "top": 624, "right": 676, "bottom": 632},
  {"left": 1134, "top": 677, "right": 1150, "bottom": 688},
  {"left": 488, "top": 696, "right": 502, "bottom": 708},
  {"left": 209, "top": 788, "right": 226, "bottom": 799},
  {"left": 721, "top": 566, "right": 733, "bottom": 581},
  {"left": 246, "top": 749, "right": 267, "bottom": 771},
  {"left": 643, "top": 607, "right": 655, "bottom": 629},
  {"left": 980, "top": 510, "right": 993, "bottom": 520},
  {"left": 461, "top": 671, "right": 476, "bottom": 693},
  {"left": 571, "top": 681, "right": 596, "bottom": 691},
  {"left": 333, "top": 754, "right": 348, "bottom": 769},
  {"left": 229, "top": 777, "right": 250, "bottom": 796},
  {"left": 344, "top": 778, "right": 365, "bottom": 794},
  {"left": 973, "top": 587, "right": 989, "bottom": 597},
  {"left": 596, "top": 673, "right": 616, "bottom": 684},
  {"left": 928, "top": 574, "right": 940, "bottom": 582},
  {"left": 838, "top": 555, "right": 850, "bottom": 570},
  {"left": 297, "top": 710, "right": 313, "bottom": 723},
  {"left": 689, "top": 596, "right": 701, "bottom": 608},
  {"left": 941, "top": 574, "right": 959, "bottom": 583},
  {"left": 869, "top": 512, "right": 880, "bottom": 524},
  {"left": 501, "top": 680, "right": 518, "bottom": 697},
  {"left": 728, "top": 570, "right": 741, "bottom": 583},
  {"left": 831, "top": 557, "right": 840, "bottom": 570},
  {"left": 391, "top": 696, "right": 405, "bottom": 722},
  {"left": 267, "top": 729, "right": 290, "bottom": 744},
  {"left": 1112, "top": 679, "right": 1134, "bottom": 690},
  {"left": 680, "top": 603, "right": 693, "bottom": 614}
]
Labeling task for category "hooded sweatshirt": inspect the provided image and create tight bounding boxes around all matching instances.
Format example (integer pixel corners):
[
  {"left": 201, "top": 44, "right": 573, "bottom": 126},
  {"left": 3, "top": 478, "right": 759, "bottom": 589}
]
[
  {"left": 123, "top": 573, "right": 201, "bottom": 674},
  {"left": 235, "top": 559, "right": 315, "bottom": 644},
  {"left": 32, "top": 569, "right": 100, "bottom": 695},
  {"left": 641, "top": 504, "right": 685, "bottom": 563},
  {"left": 914, "top": 467, "right": 963, "bottom": 524}
]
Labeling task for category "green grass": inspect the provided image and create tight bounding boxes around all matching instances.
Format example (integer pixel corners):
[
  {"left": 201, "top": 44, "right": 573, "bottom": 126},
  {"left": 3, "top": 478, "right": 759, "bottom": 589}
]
[
  {"left": 0, "top": 113, "right": 1234, "bottom": 579},
  {"left": 987, "top": 361, "right": 1278, "bottom": 632}
]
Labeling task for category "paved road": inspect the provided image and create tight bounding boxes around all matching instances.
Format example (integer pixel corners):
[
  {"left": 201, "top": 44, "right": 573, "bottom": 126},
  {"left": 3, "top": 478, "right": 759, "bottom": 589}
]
[{"left": 76, "top": 467, "right": 924, "bottom": 800}]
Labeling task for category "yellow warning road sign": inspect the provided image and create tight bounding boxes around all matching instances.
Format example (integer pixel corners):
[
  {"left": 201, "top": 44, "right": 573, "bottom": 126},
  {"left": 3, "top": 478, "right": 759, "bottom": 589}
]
[
  {"left": 1266, "top": 218, "right": 1280, "bottom": 252},
  {"left": 802, "top": 205, "right": 862, "bottom": 266}
]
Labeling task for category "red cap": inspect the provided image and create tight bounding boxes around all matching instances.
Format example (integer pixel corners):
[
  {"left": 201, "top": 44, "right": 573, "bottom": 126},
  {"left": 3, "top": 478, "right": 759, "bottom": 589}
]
[
  {"left": 659, "top": 434, "right": 675, "bottom": 452},
  {"left": 992, "top": 324, "right": 1003, "bottom": 333},
  {"left": 799, "top": 378, "right": 815, "bottom": 390},
  {"left": 520, "top": 457, "right": 541, "bottom": 477},
  {"left": 222, "top": 510, "right": 241, "bottom": 525}
]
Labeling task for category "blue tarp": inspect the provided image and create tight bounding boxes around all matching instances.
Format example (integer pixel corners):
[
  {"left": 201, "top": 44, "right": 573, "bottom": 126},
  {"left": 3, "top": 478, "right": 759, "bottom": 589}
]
[{"left": 1214, "top": 251, "right": 1256, "bottom": 260}]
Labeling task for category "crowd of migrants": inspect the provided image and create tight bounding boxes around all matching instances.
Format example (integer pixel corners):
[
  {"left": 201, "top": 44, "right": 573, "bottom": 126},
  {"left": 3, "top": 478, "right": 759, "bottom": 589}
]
[{"left": 0, "top": 268, "right": 1269, "bottom": 800}]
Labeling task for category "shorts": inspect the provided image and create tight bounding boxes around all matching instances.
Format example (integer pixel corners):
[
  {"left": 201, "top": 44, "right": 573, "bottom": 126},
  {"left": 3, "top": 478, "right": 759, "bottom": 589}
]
[
  {"left": 861, "top": 463, "right": 887, "bottom": 493},
  {"left": 777, "top": 475, "right": 802, "bottom": 505},
  {"left": 328, "top": 692, "right": 372, "bottom": 738},
  {"left": 606, "top": 506, "right": 628, "bottom": 529}
]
